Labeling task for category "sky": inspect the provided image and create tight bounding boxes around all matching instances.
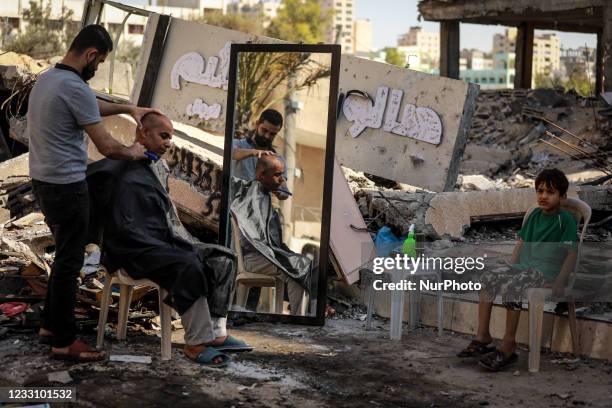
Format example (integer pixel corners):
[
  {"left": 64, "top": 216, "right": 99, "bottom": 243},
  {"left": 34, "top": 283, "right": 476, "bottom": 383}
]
[
  {"left": 354, "top": 0, "right": 597, "bottom": 52},
  {"left": 119, "top": 0, "right": 597, "bottom": 51}
]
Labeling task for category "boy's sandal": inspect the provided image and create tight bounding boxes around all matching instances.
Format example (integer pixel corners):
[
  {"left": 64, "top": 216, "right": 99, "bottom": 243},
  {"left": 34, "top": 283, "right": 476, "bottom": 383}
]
[
  {"left": 478, "top": 350, "right": 518, "bottom": 372},
  {"left": 51, "top": 339, "right": 106, "bottom": 362},
  {"left": 457, "top": 340, "right": 495, "bottom": 358},
  {"left": 190, "top": 347, "right": 231, "bottom": 368},
  {"left": 212, "top": 335, "right": 253, "bottom": 352}
]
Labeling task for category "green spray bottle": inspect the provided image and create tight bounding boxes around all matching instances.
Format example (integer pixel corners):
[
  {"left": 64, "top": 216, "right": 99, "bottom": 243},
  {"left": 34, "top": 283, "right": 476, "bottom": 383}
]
[{"left": 401, "top": 224, "right": 416, "bottom": 257}]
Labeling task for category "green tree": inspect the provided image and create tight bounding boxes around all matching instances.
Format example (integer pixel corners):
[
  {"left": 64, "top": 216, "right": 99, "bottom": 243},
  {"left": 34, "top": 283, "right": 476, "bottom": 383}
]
[
  {"left": 235, "top": 52, "right": 330, "bottom": 132},
  {"left": 193, "top": 10, "right": 264, "bottom": 36},
  {"left": 115, "top": 40, "right": 141, "bottom": 79},
  {"left": 383, "top": 47, "right": 406, "bottom": 67},
  {"left": 266, "top": 0, "right": 332, "bottom": 43},
  {"left": 4, "top": 1, "right": 79, "bottom": 59},
  {"left": 564, "top": 69, "right": 594, "bottom": 97},
  {"left": 533, "top": 71, "right": 564, "bottom": 89}
]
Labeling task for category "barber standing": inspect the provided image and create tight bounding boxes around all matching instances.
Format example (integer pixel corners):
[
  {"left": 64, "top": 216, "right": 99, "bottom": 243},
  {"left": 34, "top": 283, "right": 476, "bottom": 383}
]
[{"left": 27, "top": 25, "right": 158, "bottom": 362}]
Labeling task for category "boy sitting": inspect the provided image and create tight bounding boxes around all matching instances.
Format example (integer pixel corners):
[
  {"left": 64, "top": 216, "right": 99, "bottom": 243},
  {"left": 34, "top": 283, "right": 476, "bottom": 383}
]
[{"left": 458, "top": 168, "right": 578, "bottom": 371}]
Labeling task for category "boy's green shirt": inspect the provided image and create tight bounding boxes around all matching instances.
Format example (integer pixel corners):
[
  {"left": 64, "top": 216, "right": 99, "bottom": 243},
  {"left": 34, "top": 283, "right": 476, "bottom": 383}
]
[{"left": 515, "top": 207, "right": 578, "bottom": 282}]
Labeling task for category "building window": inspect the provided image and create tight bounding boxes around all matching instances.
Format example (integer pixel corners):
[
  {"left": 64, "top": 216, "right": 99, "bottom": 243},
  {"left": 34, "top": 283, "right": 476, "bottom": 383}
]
[
  {"left": 499, "top": 78, "right": 504, "bottom": 84},
  {"left": 128, "top": 24, "right": 144, "bottom": 35}
]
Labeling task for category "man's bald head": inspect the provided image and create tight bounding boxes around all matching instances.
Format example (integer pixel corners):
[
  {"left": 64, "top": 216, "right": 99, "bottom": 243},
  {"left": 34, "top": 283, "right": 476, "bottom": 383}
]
[
  {"left": 255, "top": 154, "right": 285, "bottom": 192},
  {"left": 141, "top": 111, "right": 172, "bottom": 130},
  {"left": 135, "top": 112, "right": 173, "bottom": 157}
]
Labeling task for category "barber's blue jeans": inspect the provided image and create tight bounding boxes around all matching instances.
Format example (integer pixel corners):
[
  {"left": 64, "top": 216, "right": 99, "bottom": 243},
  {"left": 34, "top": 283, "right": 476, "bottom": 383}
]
[{"left": 32, "top": 179, "right": 89, "bottom": 348}]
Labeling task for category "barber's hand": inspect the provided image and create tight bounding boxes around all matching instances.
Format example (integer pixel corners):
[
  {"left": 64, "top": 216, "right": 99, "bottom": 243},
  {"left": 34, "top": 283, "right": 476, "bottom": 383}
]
[
  {"left": 130, "top": 106, "right": 163, "bottom": 128},
  {"left": 253, "top": 149, "right": 275, "bottom": 159},
  {"left": 128, "top": 142, "right": 147, "bottom": 160}
]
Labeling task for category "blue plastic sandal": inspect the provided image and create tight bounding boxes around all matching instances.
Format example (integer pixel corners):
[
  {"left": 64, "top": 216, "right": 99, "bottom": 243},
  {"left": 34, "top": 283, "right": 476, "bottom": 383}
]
[
  {"left": 213, "top": 335, "right": 253, "bottom": 352},
  {"left": 192, "top": 347, "right": 231, "bottom": 367}
]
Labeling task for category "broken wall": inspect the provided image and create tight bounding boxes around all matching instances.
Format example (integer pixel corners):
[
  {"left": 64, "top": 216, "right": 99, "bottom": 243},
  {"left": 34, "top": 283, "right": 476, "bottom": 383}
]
[{"left": 139, "top": 18, "right": 477, "bottom": 192}]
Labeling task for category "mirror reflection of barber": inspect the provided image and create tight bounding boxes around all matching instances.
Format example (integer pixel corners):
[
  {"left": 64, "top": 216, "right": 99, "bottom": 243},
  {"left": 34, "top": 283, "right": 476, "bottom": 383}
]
[{"left": 231, "top": 109, "right": 290, "bottom": 200}]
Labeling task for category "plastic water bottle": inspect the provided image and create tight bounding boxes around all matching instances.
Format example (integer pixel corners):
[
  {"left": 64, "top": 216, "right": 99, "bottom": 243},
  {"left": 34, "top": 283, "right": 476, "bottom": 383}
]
[{"left": 401, "top": 224, "right": 416, "bottom": 257}]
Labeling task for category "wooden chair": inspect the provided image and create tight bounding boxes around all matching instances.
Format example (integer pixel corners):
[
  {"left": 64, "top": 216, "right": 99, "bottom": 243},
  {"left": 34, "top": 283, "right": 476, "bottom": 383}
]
[
  {"left": 525, "top": 197, "right": 591, "bottom": 372},
  {"left": 96, "top": 269, "right": 173, "bottom": 360}
]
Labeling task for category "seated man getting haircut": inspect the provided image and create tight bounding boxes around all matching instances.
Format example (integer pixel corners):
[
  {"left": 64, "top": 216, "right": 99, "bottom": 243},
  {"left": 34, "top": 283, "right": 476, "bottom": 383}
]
[
  {"left": 231, "top": 154, "right": 315, "bottom": 315},
  {"left": 87, "top": 112, "right": 250, "bottom": 367}
]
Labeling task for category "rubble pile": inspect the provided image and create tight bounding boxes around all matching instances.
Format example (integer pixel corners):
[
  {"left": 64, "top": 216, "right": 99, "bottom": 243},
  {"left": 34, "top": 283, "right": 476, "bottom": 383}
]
[
  {"left": 0, "top": 176, "right": 38, "bottom": 221},
  {"left": 462, "top": 88, "right": 612, "bottom": 182}
]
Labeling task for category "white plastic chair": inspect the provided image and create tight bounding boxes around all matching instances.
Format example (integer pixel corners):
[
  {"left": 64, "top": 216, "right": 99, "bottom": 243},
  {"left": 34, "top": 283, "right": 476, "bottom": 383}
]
[
  {"left": 96, "top": 268, "right": 173, "bottom": 360},
  {"left": 230, "top": 214, "right": 285, "bottom": 313},
  {"left": 388, "top": 262, "right": 444, "bottom": 340},
  {"left": 525, "top": 197, "right": 591, "bottom": 372}
]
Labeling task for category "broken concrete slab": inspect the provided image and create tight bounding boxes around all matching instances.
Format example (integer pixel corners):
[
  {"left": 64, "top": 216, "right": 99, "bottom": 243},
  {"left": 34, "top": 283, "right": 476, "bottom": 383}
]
[
  {"left": 359, "top": 184, "right": 610, "bottom": 239},
  {"left": 334, "top": 59, "right": 478, "bottom": 192},
  {"left": 460, "top": 174, "right": 497, "bottom": 191},
  {"left": 0, "top": 153, "right": 29, "bottom": 181}
]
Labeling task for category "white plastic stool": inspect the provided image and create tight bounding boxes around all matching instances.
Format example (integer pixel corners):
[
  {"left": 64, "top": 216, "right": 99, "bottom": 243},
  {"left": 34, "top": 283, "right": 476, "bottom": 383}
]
[
  {"left": 96, "top": 268, "right": 173, "bottom": 360},
  {"left": 389, "top": 266, "right": 444, "bottom": 341}
]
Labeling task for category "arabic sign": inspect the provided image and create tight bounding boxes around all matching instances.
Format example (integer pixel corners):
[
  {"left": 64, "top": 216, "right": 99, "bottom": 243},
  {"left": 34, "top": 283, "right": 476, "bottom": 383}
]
[{"left": 342, "top": 86, "right": 443, "bottom": 144}]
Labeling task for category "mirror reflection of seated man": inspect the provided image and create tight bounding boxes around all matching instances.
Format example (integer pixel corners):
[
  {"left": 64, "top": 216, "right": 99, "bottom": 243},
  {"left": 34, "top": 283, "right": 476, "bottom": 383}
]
[
  {"left": 231, "top": 154, "right": 314, "bottom": 315},
  {"left": 87, "top": 112, "right": 251, "bottom": 367}
]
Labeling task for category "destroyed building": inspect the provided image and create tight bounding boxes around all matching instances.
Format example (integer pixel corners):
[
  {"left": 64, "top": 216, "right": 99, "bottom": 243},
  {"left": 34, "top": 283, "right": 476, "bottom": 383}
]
[{"left": 0, "top": 0, "right": 610, "bottom": 406}]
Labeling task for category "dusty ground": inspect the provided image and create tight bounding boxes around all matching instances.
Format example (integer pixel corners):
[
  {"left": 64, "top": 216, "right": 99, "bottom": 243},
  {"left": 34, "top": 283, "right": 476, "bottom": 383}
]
[{"left": 0, "top": 317, "right": 611, "bottom": 408}]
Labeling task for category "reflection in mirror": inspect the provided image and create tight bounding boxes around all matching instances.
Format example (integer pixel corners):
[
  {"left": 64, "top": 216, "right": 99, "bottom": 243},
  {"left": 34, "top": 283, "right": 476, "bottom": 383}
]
[{"left": 228, "top": 51, "right": 332, "bottom": 316}]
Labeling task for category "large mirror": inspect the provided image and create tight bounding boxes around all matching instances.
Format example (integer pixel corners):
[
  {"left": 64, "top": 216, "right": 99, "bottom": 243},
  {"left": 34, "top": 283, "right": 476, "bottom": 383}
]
[{"left": 220, "top": 44, "right": 341, "bottom": 324}]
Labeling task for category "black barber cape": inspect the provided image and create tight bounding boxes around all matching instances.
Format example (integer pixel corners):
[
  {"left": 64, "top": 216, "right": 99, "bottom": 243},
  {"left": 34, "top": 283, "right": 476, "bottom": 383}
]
[
  {"left": 230, "top": 178, "right": 312, "bottom": 292},
  {"left": 86, "top": 158, "right": 236, "bottom": 316}
]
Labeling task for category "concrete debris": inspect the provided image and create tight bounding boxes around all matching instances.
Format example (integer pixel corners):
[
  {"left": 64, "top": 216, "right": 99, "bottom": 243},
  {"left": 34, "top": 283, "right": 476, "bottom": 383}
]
[
  {"left": 109, "top": 355, "right": 153, "bottom": 364},
  {"left": 0, "top": 51, "right": 49, "bottom": 75},
  {"left": 47, "top": 370, "right": 73, "bottom": 384},
  {"left": 459, "top": 175, "right": 497, "bottom": 191},
  {"left": 464, "top": 89, "right": 611, "bottom": 182}
]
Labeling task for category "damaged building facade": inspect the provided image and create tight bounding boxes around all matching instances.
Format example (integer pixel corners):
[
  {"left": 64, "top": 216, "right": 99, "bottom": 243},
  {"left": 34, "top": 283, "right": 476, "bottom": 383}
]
[{"left": 419, "top": 0, "right": 612, "bottom": 93}]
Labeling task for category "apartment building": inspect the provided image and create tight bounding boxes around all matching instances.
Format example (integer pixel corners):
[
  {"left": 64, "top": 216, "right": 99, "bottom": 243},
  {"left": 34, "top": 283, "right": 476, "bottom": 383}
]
[
  {"left": 396, "top": 26, "right": 439, "bottom": 73},
  {"left": 493, "top": 27, "right": 561, "bottom": 79},
  {"left": 323, "top": 0, "right": 354, "bottom": 53},
  {"left": 0, "top": 0, "right": 226, "bottom": 47}
]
